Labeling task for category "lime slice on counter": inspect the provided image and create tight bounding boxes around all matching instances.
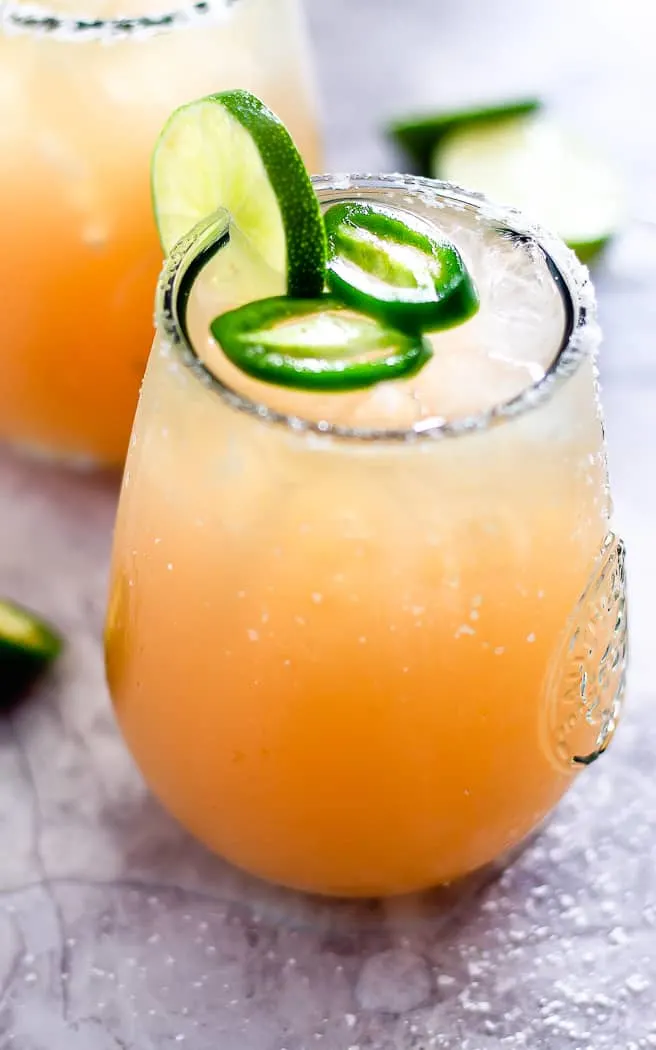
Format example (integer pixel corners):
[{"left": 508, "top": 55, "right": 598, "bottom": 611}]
[
  {"left": 151, "top": 89, "right": 326, "bottom": 297},
  {"left": 432, "top": 110, "right": 624, "bottom": 263},
  {"left": 211, "top": 296, "right": 432, "bottom": 391},
  {"left": 0, "top": 599, "right": 63, "bottom": 707},
  {"left": 324, "top": 202, "right": 479, "bottom": 334},
  {"left": 388, "top": 99, "right": 542, "bottom": 175}
]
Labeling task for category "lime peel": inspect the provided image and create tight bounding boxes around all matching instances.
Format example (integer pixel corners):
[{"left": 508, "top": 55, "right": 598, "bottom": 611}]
[
  {"left": 431, "top": 109, "right": 624, "bottom": 263},
  {"left": 388, "top": 98, "right": 543, "bottom": 175},
  {"left": 151, "top": 89, "right": 326, "bottom": 297}
]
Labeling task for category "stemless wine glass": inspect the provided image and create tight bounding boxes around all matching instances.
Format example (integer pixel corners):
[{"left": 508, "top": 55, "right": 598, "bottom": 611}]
[
  {"left": 105, "top": 176, "right": 628, "bottom": 898},
  {"left": 0, "top": 0, "right": 320, "bottom": 465}
]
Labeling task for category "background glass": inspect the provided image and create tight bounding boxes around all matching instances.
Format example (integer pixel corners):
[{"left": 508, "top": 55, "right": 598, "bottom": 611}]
[{"left": 0, "top": 0, "right": 320, "bottom": 464}]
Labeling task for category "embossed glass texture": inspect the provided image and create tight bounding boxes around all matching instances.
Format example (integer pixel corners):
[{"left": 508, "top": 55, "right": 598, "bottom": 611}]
[
  {"left": 104, "top": 176, "right": 628, "bottom": 899},
  {"left": 0, "top": 0, "right": 320, "bottom": 464}
]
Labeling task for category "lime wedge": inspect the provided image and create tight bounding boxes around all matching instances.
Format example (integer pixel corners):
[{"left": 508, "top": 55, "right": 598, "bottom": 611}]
[
  {"left": 324, "top": 202, "right": 479, "bottom": 334},
  {"left": 0, "top": 599, "right": 63, "bottom": 707},
  {"left": 210, "top": 296, "right": 432, "bottom": 391},
  {"left": 388, "top": 99, "right": 542, "bottom": 175},
  {"left": 151, "top": 89, "right": 326, "bottom": 298},
  {"left": 432, "top": 110, "right": 624, "bottom": 263}
]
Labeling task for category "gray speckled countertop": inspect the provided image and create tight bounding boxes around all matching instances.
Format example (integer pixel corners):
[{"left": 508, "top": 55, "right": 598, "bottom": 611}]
[{"left": 2, "top": 1, "right": 656, "bottom": 1046}]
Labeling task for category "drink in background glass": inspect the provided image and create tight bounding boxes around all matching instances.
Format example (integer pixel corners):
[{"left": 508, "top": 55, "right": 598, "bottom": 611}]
[
  {"left": 105, "top": 175, "right": 627, "bottom": 897},
  {"left": 0, "top": 0, "right": 320, "bottom": 464}
]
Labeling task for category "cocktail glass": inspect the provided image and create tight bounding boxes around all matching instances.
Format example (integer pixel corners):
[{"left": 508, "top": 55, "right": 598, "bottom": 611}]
[
  {"left": 105, "top": 175, "right": 627, "bottom": 897},
  {"left": 0, "top": 0, "right": 320, "bottom": 464}
]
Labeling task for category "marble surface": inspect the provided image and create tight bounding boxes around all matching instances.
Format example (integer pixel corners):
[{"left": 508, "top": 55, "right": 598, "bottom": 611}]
[{"left": 1, "top": 1, "right": 656, "bottom": 1046}]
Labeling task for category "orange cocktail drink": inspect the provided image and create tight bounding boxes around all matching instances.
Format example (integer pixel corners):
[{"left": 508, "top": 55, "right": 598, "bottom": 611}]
[
  {"left": 106, "top": 170, "right": 627, "bottom": 897},
  {"left": 0, "top": 0, "right": 319, "bottom": 464}
]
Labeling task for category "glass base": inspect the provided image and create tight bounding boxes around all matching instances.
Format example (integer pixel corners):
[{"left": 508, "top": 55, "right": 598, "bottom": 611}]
[{"left": 187, "top": 822, "right": 547, "bottom": 940}]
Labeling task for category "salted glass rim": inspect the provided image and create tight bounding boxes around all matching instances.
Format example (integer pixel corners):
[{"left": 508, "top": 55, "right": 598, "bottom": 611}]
[
  {"left": 156, "top": 172, "right": 600, "bottom": 444},
  {"left": 0, "top": 0, "right": 237, "bottom": 37}
]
